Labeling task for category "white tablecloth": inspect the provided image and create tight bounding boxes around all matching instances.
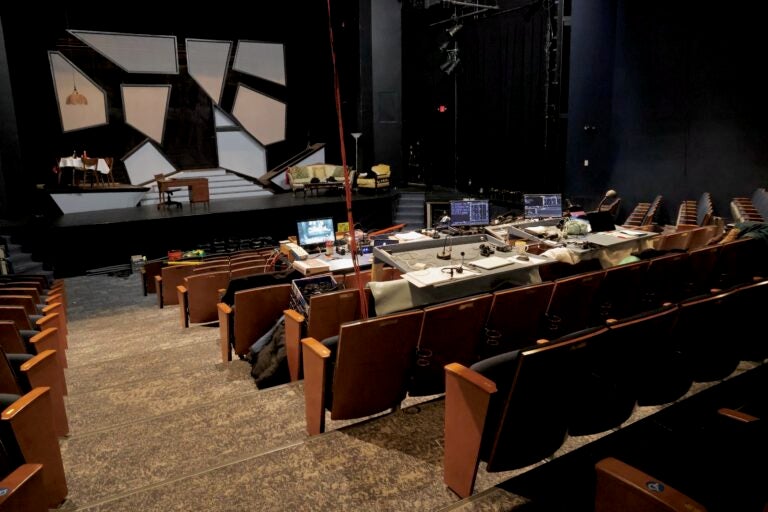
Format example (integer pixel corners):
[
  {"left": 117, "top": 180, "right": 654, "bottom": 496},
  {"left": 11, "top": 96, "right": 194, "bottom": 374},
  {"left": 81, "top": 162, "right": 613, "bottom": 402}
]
[{"left": 58, "top": 157, "right": 111, "bottom": 174}]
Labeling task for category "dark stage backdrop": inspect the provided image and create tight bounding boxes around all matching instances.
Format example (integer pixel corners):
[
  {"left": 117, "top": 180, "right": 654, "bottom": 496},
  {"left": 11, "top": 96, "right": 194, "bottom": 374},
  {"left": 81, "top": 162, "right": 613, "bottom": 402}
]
[
  {"left": 0, "top": 6, "right": 361, "bottom": 217},
  {"left": 402, "top": 0, "right": 548, "bottom": 196}
]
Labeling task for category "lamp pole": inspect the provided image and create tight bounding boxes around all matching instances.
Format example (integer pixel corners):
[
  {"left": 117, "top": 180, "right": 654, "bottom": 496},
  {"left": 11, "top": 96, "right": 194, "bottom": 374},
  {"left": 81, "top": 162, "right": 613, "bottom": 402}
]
[{"left": 351, "top": 132, "right": 362, "bottom": 173}]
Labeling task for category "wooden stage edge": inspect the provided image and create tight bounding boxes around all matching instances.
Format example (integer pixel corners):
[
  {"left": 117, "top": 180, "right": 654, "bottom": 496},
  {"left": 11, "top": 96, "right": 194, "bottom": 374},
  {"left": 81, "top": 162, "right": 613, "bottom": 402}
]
[{"left": 14, "top": 189, "right": 398, "bottom": 278}]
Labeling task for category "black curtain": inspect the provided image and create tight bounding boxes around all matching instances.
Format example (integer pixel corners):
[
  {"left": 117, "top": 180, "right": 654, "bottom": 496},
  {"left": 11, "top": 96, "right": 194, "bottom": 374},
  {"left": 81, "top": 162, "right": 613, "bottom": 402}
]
[{"left": 457, "top": 3, "right": 547, "bottom": 195}]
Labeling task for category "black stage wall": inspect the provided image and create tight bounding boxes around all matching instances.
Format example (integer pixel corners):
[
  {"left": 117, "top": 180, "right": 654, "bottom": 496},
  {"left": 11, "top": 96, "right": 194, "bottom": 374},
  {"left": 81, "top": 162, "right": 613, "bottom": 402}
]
[{"left": 24, "top": 192, "right": 395, "bottom": 278}]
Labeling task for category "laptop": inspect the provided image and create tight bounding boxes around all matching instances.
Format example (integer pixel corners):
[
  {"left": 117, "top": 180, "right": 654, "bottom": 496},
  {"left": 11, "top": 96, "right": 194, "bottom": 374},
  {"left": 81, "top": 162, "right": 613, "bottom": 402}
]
[{"left": 586, "top": 211, "right": 616, "bottom": 233}]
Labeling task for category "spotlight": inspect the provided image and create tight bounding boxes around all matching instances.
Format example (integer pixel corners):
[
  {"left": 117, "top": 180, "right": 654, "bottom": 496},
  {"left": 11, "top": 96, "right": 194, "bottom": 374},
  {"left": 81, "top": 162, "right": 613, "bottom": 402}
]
[
  {"left": 440, "top": 56, "right": 460, "bottom": 75},
  {"left": 446, "top": 23, "right": 463, "bottom": 37}
]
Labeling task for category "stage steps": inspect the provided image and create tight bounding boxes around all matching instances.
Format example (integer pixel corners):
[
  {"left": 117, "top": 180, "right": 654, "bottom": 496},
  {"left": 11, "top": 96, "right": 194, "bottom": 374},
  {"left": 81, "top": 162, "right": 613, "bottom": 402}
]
[
  {"left": 0, "top": 234, "right": 54, "bottom": 279},
  {"left": 140, "top": 168, "right": 272, "bottom": 207},
  {"left": 394, "top": 189, "right": 426, "bottom": 231}
]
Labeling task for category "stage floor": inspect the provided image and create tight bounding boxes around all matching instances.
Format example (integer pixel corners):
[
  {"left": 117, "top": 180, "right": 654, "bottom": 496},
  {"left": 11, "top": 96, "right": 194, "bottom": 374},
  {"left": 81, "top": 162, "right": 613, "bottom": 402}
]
[{"left": 26, "top": 189, "right": 399, "bottom": 277}]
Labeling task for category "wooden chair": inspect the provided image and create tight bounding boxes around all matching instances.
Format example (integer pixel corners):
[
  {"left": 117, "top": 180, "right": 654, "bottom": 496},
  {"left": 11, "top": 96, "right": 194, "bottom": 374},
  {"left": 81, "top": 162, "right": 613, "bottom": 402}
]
[
  {"left": 622, "top": 195, "right": 662, "bottom": 228},
  {"left": 301, "top": 309, "right": 424, "bottom": 435},
  {"left": 654, "top": 230, "right": 694, "bottom": 251},
  {"left": 714, "top": 237, "right": 764, "bottom": 289},
  {"left": 177, "top": 270, "right": 231, "bottom": 328},
  {"left": 686, "top": 224, "right": 720, "bottom": 251},
  {"left": 604, "top": 303, "right": 690, "bottom": 406},
  {"left": 484, "top": 282, "right": 555, "bottom": 354},
  {"left": 217, "top": 284, "right": 292, "bottom": 362},
  {"left": 676, "top": 192, "right": 713, "bottom": 228},
  {"left": 0, "top": 321, "right": 65, "bottom": 392},
  {"left": 0, "top": 463, "right": 47, "bottom": 512},
  {"left": 443, "top": 326, "right": 611, "bottom": 498},
  {"left": 0, "top": 307, "right": 65, "bottom": 369},
  {"left": 545, "top": 270, "right": 605, "bottom": 338},
  {"left": 154, "top": 265, "right": 195, "bottom": 308},
  {"left": 0, "top": 387, "right": 68, "bottom": 508},
  {"left": 643, "top": 252, "right": 690, "bottom": 307},
  {"left": 0, "top": 295, "right": 67, "bottom": 341},
  {"left": 595, "top": 457, "right": 708, "bottom": 512},
  {"left": 675, "top": 289, "right": 741, "bottom": 383},
  {"left": 682, "top": 245, "right": 721, "bottom": 299},
  {"left": 0, "top": 346, "right": 68, "bottom": 437},
  {"left": 409, "top": 294, "right": 493, "bottom": 396},
  {"left": 284, "top": 289, "right": 363, "bottom": 382}
]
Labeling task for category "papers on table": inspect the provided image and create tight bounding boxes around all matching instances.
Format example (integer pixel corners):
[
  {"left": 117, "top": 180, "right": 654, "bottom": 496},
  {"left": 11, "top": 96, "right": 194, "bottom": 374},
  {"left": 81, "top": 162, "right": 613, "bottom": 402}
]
[{"left": 402, "top": 266, "right": 479, "bottom": 287}]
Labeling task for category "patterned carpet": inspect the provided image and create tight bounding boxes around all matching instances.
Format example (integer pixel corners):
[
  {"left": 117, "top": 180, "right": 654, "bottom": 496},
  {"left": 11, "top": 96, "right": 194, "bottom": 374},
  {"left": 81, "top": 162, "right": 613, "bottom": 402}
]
[{"left": 56, "top": 272, "right": 759, "bottom": 511}]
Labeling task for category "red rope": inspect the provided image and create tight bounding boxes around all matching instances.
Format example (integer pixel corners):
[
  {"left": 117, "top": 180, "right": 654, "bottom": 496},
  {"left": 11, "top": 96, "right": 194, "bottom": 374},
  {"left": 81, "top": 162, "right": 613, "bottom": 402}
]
[{"left": 326, "top": 0, "right": 368, "bottom": 318}]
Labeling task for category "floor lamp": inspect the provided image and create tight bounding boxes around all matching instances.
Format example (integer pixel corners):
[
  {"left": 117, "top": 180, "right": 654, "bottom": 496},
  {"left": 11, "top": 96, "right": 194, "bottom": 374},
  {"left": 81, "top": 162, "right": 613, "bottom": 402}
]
[{"left": 351, "top": 132, "right": 362, "bottom": 173}]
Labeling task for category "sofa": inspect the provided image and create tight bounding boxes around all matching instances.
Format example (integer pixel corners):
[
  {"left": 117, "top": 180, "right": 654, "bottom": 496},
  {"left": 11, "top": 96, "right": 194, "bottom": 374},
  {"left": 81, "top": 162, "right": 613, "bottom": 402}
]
[
  {"left": 287, "top": 163, "right": 353, "bottom": 195},
  {"left": 357, "top": 164, "right": 391, "bottom": 192}
]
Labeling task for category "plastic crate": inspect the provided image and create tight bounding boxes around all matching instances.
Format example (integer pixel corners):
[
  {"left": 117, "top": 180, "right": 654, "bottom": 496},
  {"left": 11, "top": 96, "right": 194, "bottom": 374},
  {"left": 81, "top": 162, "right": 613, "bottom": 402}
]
[{"left": 290, "top": 273, "right": 338, "bottom": 316}]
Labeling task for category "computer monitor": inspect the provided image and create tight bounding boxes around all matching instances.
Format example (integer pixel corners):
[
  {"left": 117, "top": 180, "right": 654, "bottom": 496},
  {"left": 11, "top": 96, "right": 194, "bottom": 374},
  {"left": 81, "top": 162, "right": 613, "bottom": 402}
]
[
  {"left": 296, "top": 217, "right": 335, "bottom": 250},
  {"left": 449, "top": 199, "right": 490, "bottom": 227},
  {"left": 523, "top": 194, "right": 563, "bottom": 219}
]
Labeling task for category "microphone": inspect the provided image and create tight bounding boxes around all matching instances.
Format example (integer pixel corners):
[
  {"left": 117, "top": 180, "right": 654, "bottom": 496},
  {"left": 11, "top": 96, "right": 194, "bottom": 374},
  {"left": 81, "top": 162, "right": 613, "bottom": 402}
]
[
  {"left": 456, "top": 251, "right": 465, "bottom": 273},
  {"left": 437, "top": 236, "right": 452, "bottom": 260}
]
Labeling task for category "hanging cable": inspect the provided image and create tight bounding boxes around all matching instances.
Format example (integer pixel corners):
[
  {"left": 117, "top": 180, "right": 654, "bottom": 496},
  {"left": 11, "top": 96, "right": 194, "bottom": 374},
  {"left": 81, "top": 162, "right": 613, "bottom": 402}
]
[{"left": 326, "top": 0, "right": 368, "bottom": 318}]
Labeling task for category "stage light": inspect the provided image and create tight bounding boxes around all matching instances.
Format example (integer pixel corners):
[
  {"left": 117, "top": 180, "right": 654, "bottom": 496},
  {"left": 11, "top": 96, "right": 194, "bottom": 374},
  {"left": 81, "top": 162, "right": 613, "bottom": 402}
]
[
  {"left": 446, "top": 23, "right": 463, "bottom": 37},
  {"left": 440, "top": 56, "right": 460, "bottom": 75}
]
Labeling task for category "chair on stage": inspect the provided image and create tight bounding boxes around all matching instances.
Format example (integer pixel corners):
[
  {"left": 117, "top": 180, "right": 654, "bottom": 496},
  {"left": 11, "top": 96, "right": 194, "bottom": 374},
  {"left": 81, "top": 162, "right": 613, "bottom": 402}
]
[
  {"left": 155, "top": 173, "right": 182, "bottom": 209},
  {"left": 301, "top": 309, "right": 424, "bottom": 435}
]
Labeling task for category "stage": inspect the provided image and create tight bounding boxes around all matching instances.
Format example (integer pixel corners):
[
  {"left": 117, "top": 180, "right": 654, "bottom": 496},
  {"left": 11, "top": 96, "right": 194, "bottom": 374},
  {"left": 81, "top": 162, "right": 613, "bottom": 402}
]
[{"left": 18, "top": 188, "right": 397, "bottom": 278}]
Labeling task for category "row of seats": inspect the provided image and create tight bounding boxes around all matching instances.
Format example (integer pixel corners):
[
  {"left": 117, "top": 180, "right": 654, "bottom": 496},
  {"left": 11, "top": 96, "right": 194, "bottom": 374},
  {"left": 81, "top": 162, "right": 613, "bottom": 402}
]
[
  {"left": 731, "top": 187, "right": 768, "bottom": 223},
  {"left": 0, "top": 274, "right": 69, "bottom": 509}
]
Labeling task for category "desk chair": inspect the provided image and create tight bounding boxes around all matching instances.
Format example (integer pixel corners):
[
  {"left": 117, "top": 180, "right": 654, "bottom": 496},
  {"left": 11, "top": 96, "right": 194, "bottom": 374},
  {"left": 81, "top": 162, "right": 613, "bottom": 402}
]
[{"left": 155, "top": 174, "right": 182, "bottom": 209}]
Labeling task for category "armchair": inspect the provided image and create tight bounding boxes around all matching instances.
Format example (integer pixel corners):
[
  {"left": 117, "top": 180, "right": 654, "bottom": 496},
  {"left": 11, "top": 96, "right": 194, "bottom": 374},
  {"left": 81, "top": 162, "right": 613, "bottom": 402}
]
[
  {"left": 286, "top": 164, "right": 350, "bottom": 196},
  {"left": 356, "top": 164, "right": 391, "bottom": 192}
]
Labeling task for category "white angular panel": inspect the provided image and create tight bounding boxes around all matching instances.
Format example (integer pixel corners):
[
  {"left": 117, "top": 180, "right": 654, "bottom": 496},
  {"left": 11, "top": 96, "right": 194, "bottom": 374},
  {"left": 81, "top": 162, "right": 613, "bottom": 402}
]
[
  {"left": 214, "top": 106, "right": 237, "bottom": 128},
  {"left": 216, "top": 130, "right": 267, "bottom": 180},
  {"left": 186, "top": 39, "right": 232, "bottom": 105},
  {"left": 121, "top": 85, "right": 171, "bottom": 143},
  {"left": 122, "top": 140, "right": 176, "bottom": 185},
  {"left": 233, "top": 41, "right": 286, "bottom": 85},
  {"left": 232, "top": 85, "right": 286, "bottom": 146},
  {"left": 69, "top": 30, "right": 179, "bottom": 74},
  {"left": 48, "top": 52, "right": 108, "bottom": 132}
]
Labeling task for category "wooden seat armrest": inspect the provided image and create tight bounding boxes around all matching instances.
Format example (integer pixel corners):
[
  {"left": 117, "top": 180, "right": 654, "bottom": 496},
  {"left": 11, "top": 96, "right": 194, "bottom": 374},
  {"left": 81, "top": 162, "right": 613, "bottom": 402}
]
[
  {"left": 29, "top": 327, "right": 66, "bottom": 370},
  {"left": 0, "top": 463, "right": 47, "bottom": 512},
  {"left": 29, "top": 330, "right": 66, "bottom": 393},
  {"left": 33, "top": 313, "right": 67, "bottom": 355},
  {"left": 1, "top": 387, "right": 68, "bottom": 508},
  {"left": 154, "top": 275, "right": 164, "bottom": 308},
  {"left": 284, "top": 309, "right": 306, "bottom": 382},
  {"left": 217, "top": 302, "right": 233, "bottom": 363},
  {"left": 301, "top": 337, "right": 331, "bottom": 436},
  {"left": 444, "top": 363, "right": 497, "bottom": 499},
  {"left": 40, "top": 302, "right": 67, "bottom": 337},
  {"left": 20, "top": 350, "right": 68, "bottom": 436},
  {"left": 595, "top": 457, "right": 707, "bottom": 512},
  {"left": 177, "top": 285, "right": 189, "bottom": 328},
  {"left": 718, "top": 407, "right": 759, "bottom": 423}
]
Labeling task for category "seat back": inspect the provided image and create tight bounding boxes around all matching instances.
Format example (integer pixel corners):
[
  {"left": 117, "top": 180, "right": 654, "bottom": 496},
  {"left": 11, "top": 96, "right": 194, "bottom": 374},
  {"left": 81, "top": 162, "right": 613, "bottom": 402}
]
[
  {"left": 159, "top": 265, "right": 195, "bottom": 306},
  {"left": 605, "top": 304, "right": 689, "bottom": 406},
  {"left": 0, "top": 307, "right": 34, "bottom": 331},
  {"left": 715, "top": 237, "right": 763, "bottom": 289},
  {"left": 232, "top": 284, "right": 292, "bottom": 357},
  {"left": 486, "top": 282, "right": 555, "bottom": 353},
  {"left": 329, "top": 309, "right": 424, "bottom": 420},
  {"left": 654, "top": 230, "right": 693, "bottom": 251},
  {"left": 410, "top": 294, "right": 493, "bottom": 396},
  {"left": 183, "top": 270, "right": 231, "bottom": 324},
  {"left": 726, "top": 279, "right": 768, "bottom": 362},
  {"left": 545, "top": 270, "right": 605, "bottom": 337},
  {"left": 595, "top": 260, "right": 650, "bottom": 321},
  {"left": 686, "top": 224, "right": 720, "bottom": 251},
  {"left": 683, "top": 245, "right": 721, "bottom": 298},
  {"left": 644, "top": 252, "right": 690, "bottom": 306},
  {"left": 307, "top": 289, "right": 363, "bottom": 342},
  {"left": 0, "top": 296, "right": 38, "bottom": 317}
]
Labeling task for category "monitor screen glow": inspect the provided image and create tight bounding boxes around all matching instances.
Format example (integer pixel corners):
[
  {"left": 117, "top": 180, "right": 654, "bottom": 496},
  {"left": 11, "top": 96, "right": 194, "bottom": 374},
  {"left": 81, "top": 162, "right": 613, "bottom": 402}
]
[
  {"left": 523, "top": 194, "right": 563, "bottom": 219},
  {"left": 296, "top": 217, "right": 335, "bottom": 248},
  {"left": 449, "top": 199, "right": 490, "bottom": 227}
]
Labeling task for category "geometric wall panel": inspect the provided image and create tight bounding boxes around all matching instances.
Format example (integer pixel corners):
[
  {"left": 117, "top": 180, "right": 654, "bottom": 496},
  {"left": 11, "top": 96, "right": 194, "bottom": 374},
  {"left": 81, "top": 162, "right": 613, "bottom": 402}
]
[
  {"left": 214, "top": 106, "right": 237, "bottom": 128},
  {"left": 216, "top": 130, "right": 267, "bottom": 180},
  {"left": 68, "top": 30, "right": 179, "bottom": 74},
  {"left": 233, "top": 41, "right": 286, "bottom": 85},
  {"left": 186, "top": 39, "right": 232, "bottom": 105},
  {"left": 232, "top": 84, "right": 286, "bottom": 146},
  {"left": 48, "top": 51, "right": 108, "bottom": 132},
  {"left": 122, "top": 139, "right": 176, "bottom": 185},
  {"left": 121, "top": 85, "right": 171, "bottom": 143}
]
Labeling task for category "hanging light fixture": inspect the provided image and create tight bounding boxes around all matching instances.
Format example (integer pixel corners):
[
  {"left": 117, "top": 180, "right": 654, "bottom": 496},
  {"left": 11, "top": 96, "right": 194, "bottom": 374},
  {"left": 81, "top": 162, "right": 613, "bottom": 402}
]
[{"left": 66, "top": 72, "right": 88, "bottom": 105}]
